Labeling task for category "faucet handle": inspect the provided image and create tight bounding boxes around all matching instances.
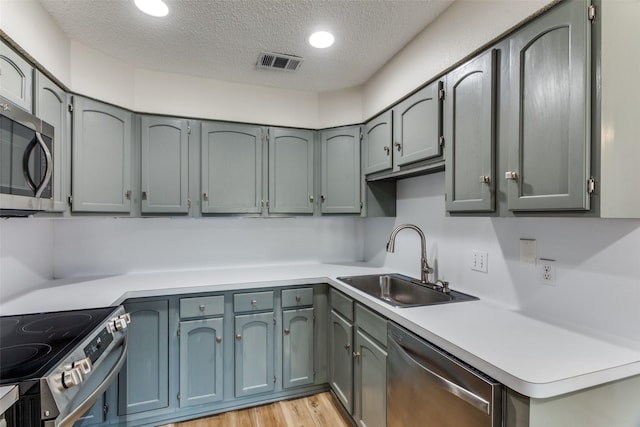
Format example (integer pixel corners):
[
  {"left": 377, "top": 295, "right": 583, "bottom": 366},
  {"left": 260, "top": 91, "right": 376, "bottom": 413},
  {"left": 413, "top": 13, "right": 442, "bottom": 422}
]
[{"left": 434, "top": 280, "right": 450, "bottom": 294}]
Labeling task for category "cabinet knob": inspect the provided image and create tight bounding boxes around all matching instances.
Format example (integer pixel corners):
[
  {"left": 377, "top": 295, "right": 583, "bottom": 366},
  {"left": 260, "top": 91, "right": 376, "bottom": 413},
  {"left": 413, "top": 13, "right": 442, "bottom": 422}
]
[
  {"left": 284, "top": 328, "right": 290, "bottom": 335},
  {"left": 383, "top": 146, "right": 390, "bottom": 155},
  {"left": 295, "top": 295, "right": 301, "bottom": 303},
  {"left": 352, "top": 351, "right": 361, "bottom": 360},
  {"left": 344, "top": 343, "right": 351, "bottom": 350},
  {"left": 505, "top": 171, "right": 519, "bottom": 181},
  {"left": 251, "top": 299, "right": 257, "bottom": 305},
  {"left": 125, "top": 190, "right": 132, "bottom": 200},
  {"left": 199, "top": 304, "right": 205, "bottom": 312},
  {"left": 203, "top": 192, "right": 209, "bottom": 201},
  {"left": 141, "top": 191, "right": 148, "bottom": 200},
  {"left": 320, "top": 195, "right": 326, "bottom": 203},
  {"left": 479, "top": 176, "right": 491, "bottom": 184},
  {"left": 394, "top": 141, "right": 402, "bottom": 152},
  {"left": 309, "top": 195, "right": 314, "bottom": 203},
  {"left": 216, "top": 336, "right": 222, "bottom": 343},
  {"left": 236, "top": 334, "right": 242, "bottom": 341}
]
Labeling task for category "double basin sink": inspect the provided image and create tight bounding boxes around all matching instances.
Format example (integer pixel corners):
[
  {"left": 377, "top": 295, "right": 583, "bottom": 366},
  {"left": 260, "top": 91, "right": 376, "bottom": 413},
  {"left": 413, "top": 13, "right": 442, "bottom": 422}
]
[{"left": 337, "top": 273, "right": 477, "bottom": 308}]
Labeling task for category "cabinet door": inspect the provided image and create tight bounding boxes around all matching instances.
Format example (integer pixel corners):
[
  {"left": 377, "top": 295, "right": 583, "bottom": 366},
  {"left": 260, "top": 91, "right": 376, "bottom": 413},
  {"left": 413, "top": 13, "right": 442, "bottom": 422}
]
[
  {"left": 354, "top": 329, "right": 387, "bottom": 427},
  {"left": 141, "top": 117, "right": 189, "bottom": 214},
  {"left": 329, "top": 310, "right": 353, "bottom": 413},
  {"left": 118, "top": 299, "right": 169, "bottom": 416},
  {"left": 201, "top": 122, "right": 263, "bottom": 214},
  {"left": 445, "top": 50, "right": 497, "bottom": 212},
  {"left": 268, "top": 128, "right": 314, "bottom": 214},
  {"left": 393, "top": 81, "right": 443, "bottom": 167},
  {"left": 507, "top": 0, "right": 591, "bottom": 211},
  {"left": 282, "top": 307, "right": 314, "bottom": 389},
  {"left": 234, "top": 311, "right": 275, "bottom": 397},
  {"left": 72, "top": 96, "right": 133, "bottom": 212},
  {"left": 34, "top": 72, "right": 69, "bottom": 212},
  {"left": 179, "top": 317, "right": 224, "bottom": 408},
  {"left": 320, "top": 127, "right": 361, "bottom": 214},
  {"left": 364, "top": 111, "right": 393, "bottom": 175},
  {"left": 0, "top": 41, "right": 32, "bottom": 111}
]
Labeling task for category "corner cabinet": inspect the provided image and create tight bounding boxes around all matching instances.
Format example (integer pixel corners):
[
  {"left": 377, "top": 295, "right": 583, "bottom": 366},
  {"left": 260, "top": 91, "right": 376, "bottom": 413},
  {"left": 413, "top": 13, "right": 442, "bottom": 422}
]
[
  {"left": 0, "top": 40, "right": 33, "bottom": 112},
  {"left": 71, "top": 96, "right": 133, "bottom": 213},
  {"left": 444, "top": 49, "right": 497, "bottom": 213},
  {"left": 320, "top": 126, "right": 361, "bottom": 214},
  {"left": 506, "top": 0, "right": 592, "bottom": 212},
  {"left": 141, "top": 116, "right": 190, "bottom": 214}
]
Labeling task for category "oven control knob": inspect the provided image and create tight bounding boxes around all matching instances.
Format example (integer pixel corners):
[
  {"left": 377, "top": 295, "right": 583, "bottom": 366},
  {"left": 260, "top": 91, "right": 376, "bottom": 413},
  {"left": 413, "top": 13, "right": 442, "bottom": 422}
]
[
  {"left": 60, "top": 367, "right": 83, "bottom": 390},
  {"left": 108, "top": 313, "right": 131, "bottom": 333},
  {"left": 63, "top": 357, "right": 92, "bottom": 375}
]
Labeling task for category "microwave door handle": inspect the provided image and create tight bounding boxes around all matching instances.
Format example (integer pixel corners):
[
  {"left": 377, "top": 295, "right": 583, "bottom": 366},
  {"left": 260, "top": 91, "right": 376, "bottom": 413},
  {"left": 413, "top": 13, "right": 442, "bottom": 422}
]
[
  {"left": 22, "top": 137, "right": 39, "bottom": 191},
  {"left": 34, "top": 132, "right": 53, "bottom": 197}
]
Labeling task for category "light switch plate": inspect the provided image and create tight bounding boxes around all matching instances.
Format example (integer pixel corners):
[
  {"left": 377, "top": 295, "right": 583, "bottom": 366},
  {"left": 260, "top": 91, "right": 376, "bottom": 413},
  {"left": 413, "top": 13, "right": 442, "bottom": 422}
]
[{"left": 520, "top": 239, "right": 537, "bottom": 265}]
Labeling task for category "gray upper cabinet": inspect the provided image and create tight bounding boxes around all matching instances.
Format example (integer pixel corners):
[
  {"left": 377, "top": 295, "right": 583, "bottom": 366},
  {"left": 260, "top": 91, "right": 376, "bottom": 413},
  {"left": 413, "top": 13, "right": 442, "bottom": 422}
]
[
  {"left": 320, "top": 126, "right": 361, "bottom": 214},
  {"left": 268, "top": 128, "right": 314, "bottom": 214},
  {"left": 118, "top": 299, "right": 169, "bottom": 416},
  {"left": 34, "top": 72, "right": 69, "bottom": 212},
  {"left": 363, "top": 111, "right": 393, "bottom": 175},
  {"left": 393, "top": 81, "right": 443, "bottom": 167},
  {"left": 445, "top": 49, "right": 497, "bottom": 213},
  {"left": 234, "top": 311, "right": 275, "bottom": 397},
  {"left": 0, "top": 41, "right": 32, "bottom": 112},
  {"left": 141, "top": 117, "right": 189, "bottom": 214},
  {"left": 201, "top": 122, "right": 263, "bottom": 214},
  {"left": 506, "top": 0, "right": 591, "bottom": 211},
  {"left": 179, "top": 317, "right": 224, "bottom": 408},
  {"left": 282, "top": 307, "right": 315, "bottom": 389},
  {"left": 71, "top": 96, "right": 133, "bottom": 213}
]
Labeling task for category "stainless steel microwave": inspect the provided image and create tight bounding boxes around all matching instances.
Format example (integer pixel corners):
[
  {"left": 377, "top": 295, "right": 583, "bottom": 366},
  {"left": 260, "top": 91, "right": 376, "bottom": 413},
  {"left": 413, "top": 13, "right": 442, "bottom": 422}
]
[{"left": 0, "top": 96, "right": 54, "bottom": 215}]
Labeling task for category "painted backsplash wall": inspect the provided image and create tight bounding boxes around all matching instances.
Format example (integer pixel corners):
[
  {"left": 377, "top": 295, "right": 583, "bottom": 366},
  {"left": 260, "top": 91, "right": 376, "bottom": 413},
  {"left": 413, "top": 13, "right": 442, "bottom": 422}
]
[{"left": 365, "top": 173, "right": 640, "bottom": 344}]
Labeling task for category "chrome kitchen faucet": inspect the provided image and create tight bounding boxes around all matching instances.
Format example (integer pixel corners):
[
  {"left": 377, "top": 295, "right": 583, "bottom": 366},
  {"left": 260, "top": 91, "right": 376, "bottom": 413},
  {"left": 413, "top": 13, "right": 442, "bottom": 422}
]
[{"left": 386, "top": 224, "right": 434, "bottom": 284}]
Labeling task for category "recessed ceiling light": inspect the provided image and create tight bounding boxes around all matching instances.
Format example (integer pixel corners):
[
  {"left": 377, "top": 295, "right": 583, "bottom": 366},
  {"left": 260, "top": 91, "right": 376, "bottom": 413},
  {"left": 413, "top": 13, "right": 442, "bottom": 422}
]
[
  {"left": 134, "top": 0, "right": 169, "bottom": 17},
  {"left": 308, "top": 31, "right": 335, "bottom": 49}
]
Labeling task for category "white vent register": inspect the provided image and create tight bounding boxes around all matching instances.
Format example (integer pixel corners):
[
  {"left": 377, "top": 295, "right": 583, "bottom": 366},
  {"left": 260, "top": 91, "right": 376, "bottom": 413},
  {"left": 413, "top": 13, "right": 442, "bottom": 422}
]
[{"left": 257, "top": 51, "right": 303, "bottom": 72}]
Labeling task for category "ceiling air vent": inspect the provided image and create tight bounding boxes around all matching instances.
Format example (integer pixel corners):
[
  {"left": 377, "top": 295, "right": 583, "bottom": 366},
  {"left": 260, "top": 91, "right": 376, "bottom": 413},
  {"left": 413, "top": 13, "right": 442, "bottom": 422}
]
[{"left": 257, "top": 51, "right": 303, "bottom": 72}]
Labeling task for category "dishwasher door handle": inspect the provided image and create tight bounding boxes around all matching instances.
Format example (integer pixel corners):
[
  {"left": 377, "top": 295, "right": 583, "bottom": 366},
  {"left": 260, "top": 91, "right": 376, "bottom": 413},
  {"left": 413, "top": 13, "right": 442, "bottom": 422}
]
[{"left": 390, "top": 337, "right": 491, "bottom": 415}]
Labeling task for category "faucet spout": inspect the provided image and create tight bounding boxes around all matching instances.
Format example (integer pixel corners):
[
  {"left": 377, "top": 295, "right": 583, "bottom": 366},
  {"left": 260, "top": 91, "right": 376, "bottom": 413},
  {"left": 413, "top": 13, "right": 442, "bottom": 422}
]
[{"left": 386, "top": 224, "right": 433, "bottom": 284}]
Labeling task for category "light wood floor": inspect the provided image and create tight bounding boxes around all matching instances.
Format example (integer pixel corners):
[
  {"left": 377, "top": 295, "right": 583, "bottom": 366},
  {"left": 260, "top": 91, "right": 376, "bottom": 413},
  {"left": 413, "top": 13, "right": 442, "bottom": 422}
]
[{"left": 161, "top": 392, "right": 353, "bottom": 427}]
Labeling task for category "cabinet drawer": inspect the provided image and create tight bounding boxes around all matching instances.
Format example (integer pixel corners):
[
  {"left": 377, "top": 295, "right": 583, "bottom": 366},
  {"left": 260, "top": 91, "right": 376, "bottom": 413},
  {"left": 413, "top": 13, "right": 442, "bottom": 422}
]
[
  {"left": 282, "top": 287, "right": 314, "bottom": 308},
  {"left": 355, "top": 304, "right": 387, "bottom": 347},
  {"left": 330, "top": 289, "right": 353, "bottom": 321},
  {"left": 234, "top": 291, "right": 274, "bottom": 312},
  {"left": 180, "top": 295, "right": 224, "bottom": 319}
]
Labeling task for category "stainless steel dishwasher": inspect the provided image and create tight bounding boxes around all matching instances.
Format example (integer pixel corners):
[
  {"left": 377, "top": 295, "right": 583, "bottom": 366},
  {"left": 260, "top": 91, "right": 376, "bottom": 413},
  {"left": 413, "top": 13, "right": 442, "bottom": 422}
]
[{"left": 387, "top": 324, "right": 502, "bottom": 427}]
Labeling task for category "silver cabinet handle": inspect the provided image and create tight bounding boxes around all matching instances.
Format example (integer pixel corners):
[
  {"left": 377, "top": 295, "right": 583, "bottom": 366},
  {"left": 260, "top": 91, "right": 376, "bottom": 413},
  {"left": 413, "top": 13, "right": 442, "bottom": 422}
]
[
  {"left": 320, "top": 195, "right": 326, "bottom": 203},
  {"left": 384, "top": 146, "right": 390, "bottom": 155},
  {"left": 199, "top": 304, "right": 205, "bottom": 312},
  {"left": 394, "top": 141, "right": 402, "bottom": 152},
  {"left": 480, "top": 176, "right": 491, "bottom": 184},
  {"left": 284, "top": 328, "right": 290, "bottom": 335},
  {"left": 203, "top": 192, "right": 209, "bottom": 201},
  {"left": 142, "top": 191, "right": 148, "bottom": 200},
  {"left": 295, "top": 295, "right": 301, "bottom": 303},
  {"left": 344, "top": 343, "right": 351, "bottom": 350},
  {"left": 125, "top": 190, "right": 132, "bottom": 200},
  {"left": 505, "top": 171, "right": 518, "bottom": 181},
  {"left": 251, "top": 299, "right": 257, "bottom": 305},
  {"left": 309, "top": 195, "right": 314, "bottom": 203},
  {"left": 352, "top": 351, "right": 361, "bottom": 360},
  {"left": 236, "top": 334, "right": 242, "bottom": 341}
]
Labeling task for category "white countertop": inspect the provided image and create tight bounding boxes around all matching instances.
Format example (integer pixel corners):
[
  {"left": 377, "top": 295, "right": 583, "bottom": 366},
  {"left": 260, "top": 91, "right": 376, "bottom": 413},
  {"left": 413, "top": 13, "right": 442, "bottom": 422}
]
[
  {"left": 0, "top": 385, "right": 18, "bottom": 416},
  {"left": 2, "top": 262, "right": 640, "bottom": 399}
]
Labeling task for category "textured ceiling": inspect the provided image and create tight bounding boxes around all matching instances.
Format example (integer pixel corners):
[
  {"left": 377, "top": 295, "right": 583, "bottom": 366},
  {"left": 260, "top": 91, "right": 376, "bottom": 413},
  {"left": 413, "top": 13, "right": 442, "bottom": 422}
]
[{"left": 39, "top": 0, "right": 453, "bottom": 92}]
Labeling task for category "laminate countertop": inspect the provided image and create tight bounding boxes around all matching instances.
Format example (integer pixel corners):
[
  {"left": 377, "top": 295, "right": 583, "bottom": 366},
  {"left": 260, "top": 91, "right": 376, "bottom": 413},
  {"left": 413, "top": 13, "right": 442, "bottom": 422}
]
[{"left": 2, "top": 262, "right": 639, "bottom": 399}]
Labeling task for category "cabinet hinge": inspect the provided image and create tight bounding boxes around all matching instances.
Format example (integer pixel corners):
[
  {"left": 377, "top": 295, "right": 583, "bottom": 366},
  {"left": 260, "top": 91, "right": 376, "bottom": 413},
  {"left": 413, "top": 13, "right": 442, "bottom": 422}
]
[
  {"left": 103, "top": 404, "right": 109, "bottom": 416},
  {"left": 439, "top": 88, "right": 445, "bottom": 100},
  {"left": 273, "top": 318, "right": 276, "bottom": 325},
  {"left": 439, "top": 136, "right": 445, "bottom": 147},
  {"left": 588, "top": 177, "right": 596, "bottom": 195},
  {"left": 588, "top": 4, "right": 596, "bottom": 22},
  {"left": 187, "top": 124, "right": 191, "bottom": 135},
  {"left": 68, "top": 103, "right": 73, "bottom": 113},
  {"left": 177, "top": 392, "right": 181, "bottom": 400},
  {"left": 68, "top": 194, "right": 73, "bottom": 206},
  {"left": 177, "top": 327, "right": 181, "bottom": 336},
  {"left": 359, "top": 131, "right": 363, "bottom": 143},
  {"left": 273, "top": 376, "right": 277, "bottom": 384}
]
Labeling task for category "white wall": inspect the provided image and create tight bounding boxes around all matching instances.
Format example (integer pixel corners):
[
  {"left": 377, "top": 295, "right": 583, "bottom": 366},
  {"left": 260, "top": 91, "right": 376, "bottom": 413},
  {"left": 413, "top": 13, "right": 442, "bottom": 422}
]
[
  {"left": 365, "top": 173, "right": 640, "bottom": 344},
  {"left": 51, "top": 216, "right": 363, "bottom": 278},
  {"left": 0, "top": 219, "right": 54, "bottom": 301}
]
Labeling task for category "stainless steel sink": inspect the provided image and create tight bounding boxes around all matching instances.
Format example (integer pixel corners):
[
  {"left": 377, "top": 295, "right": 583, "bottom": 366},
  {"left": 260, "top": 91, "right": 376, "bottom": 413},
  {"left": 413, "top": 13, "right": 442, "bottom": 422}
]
[{"left": 337, "top": 274, "right": 477, "bottom": 308}]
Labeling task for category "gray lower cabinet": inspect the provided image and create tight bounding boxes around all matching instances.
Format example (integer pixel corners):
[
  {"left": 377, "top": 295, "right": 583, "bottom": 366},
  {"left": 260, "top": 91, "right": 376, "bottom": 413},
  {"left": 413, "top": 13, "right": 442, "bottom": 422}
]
[
  {"left": 330, "top": 309, "right": 354, "bottom": 411},
  {"left": 74, "top": 393, "right": 106, "bottom": 426},
  {"left": 201, "top": 122, "right": 263, "bottom": 214},
  {"left": 179, "top": 317, "right": 224, "bottom": 407},
  {"left": 34, "top": 72, "right": 70, "bottom": 212},
  {"left": 268, "top": 128, "right": 315, "bottom": 214},
  {"left": 506, "top": 0, "right": 591, "bottom": 211},
  {"left": 141, "top": 116, "right": 190, "bottom": 214},
  {"left": 444, "top": 49, "right": 497, "bottom": 213},
  {"left": 320, "top": 126, "right": 361, "bottom": 214},
  {"left": 234, "top": 311, "right": 275, "bottom": 397},
  {"left": 0, "top": 40, "right": 32, "bottom": 112},
  {"left": 282, "top": 307, "right": 314, "bottom": 389},
  {"left": 118, "top": 299, "right": 170, "bottom": 416},
  {"left": 71, "top": 96, "right": 133, "bottom": 213}
]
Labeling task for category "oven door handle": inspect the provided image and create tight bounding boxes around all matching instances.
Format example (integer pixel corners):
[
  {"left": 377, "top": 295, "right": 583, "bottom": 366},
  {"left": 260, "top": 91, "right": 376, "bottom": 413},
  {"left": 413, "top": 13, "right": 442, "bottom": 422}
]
[{"left": 56, "top": 336, "right": 128, "bottom": 427}]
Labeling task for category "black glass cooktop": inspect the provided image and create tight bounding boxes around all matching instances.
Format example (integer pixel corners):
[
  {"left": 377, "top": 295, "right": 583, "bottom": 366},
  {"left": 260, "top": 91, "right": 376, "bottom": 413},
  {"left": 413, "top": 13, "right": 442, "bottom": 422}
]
[{"left": 0, "top": 307, "right": 117, "bottom": 384}]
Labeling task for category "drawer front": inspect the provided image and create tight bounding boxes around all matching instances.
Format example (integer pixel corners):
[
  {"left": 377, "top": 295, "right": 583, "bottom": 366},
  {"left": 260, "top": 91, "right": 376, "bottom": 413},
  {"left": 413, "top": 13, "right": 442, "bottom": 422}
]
[
  {"left": 234, "top": 291, "right": 274, "bottom": 313},
  {"left": 355, "top": 303, "right": 387, "bottom": 347},
  {"left": 180, "top": 295, "right": 224, "bottom": 319},
  {"left": 281, "top": 287, "right": 314, "bottom": 308},
  {"left": 330, "top": 288, "right": 353, "bottom": 321}
]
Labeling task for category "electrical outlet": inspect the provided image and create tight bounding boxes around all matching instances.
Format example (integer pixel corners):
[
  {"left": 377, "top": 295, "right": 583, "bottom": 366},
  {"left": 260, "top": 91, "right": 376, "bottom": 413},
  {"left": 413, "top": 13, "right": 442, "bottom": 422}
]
[
  {"left": 471, "top": 250, "right": 488, "bottom": 273},
  {"left": 539, "top": 258, "right": 556, "bottom": 284}
]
